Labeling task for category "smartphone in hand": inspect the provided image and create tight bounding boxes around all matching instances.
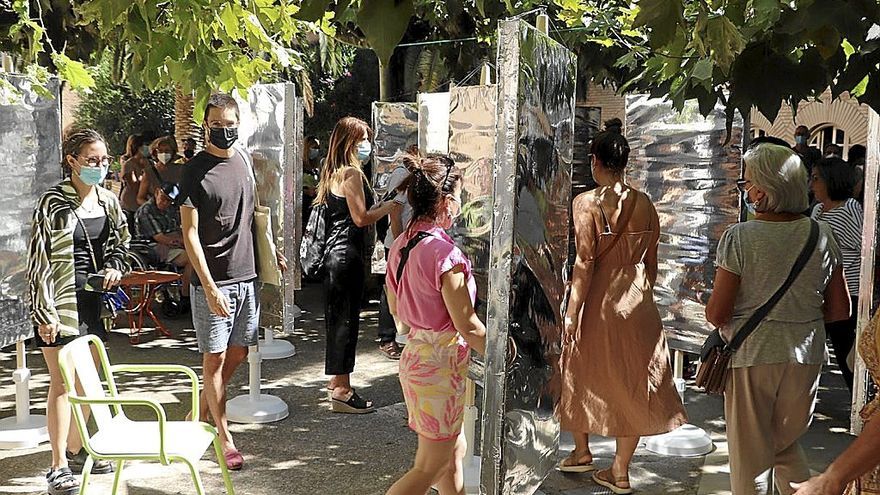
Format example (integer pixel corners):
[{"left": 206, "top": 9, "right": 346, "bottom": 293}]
[{"left": 85, "top": 273, "right": 110, "bottom": 293}]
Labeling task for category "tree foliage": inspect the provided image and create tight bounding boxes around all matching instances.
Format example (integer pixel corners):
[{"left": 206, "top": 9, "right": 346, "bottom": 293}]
[
  {"left": 2, "top": 0, "right": 308, "bottom": 120},
  {"left": 72, "top": 52, "right": 174, "bottom": 155},
  {"left": 553, "top": 0, "right": 880, "bottom": 123}
]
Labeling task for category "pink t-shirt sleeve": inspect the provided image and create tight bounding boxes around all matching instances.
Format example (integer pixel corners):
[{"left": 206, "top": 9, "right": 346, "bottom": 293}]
[{"left": 434, "top": 246, "right": 472, "bottom": 291}]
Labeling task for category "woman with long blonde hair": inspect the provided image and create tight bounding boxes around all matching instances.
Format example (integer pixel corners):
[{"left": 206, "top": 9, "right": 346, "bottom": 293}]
[{"left": 318, "top": 116, "right": 399, "bottom": 413}]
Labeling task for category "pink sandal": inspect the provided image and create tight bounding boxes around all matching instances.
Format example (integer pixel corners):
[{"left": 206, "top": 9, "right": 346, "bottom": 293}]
[{"left": 223, "top": 449, "right": 244, "bottom": 471}]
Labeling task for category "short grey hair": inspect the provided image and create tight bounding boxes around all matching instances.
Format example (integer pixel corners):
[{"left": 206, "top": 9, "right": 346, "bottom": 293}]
[{"left": 744, "top": 144, "right": 809, "bottom": 214}]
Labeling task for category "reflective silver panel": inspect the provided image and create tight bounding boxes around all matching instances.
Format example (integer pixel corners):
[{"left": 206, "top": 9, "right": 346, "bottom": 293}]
[
  {"left": 0, "top": 76, "right": 62, "bottom": 348},
  {"left": 418, "top": 92, "right": 451, "bottom": 155},
  {"left": 851, "top": 109, "right": 880, "bottom": 431},
  {"left": 371, "top": 102, "right": 418, "bottom": 195},
  {"left": 235, "top": 83, "right": 299, "bottom": 331},
  {"left": 448, "top": 85, "right": 497, "bottom": 319},
  {"left": 481, "top": 20, "right": 576, "bottom": 495},
  {"left": 625, "top": 94, "right": 744, "bottom": 354}
]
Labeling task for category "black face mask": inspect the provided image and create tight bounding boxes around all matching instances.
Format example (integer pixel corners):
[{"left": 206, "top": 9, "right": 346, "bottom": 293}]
[
  {"left": 184, "top": 149, "right": 195, "bottom": 159},
  {"left": 207, "top": 126, "right": 238, "bottom": 150}
]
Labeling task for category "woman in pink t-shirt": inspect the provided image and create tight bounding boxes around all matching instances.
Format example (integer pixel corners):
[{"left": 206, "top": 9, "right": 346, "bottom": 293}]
[{"left": 385, "top": 154, "right": 486, "bottom": 495}]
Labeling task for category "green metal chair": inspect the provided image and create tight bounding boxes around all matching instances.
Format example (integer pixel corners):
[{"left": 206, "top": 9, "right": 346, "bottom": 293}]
[{"left": 57, "top": 334, "right": 235, "bottom": 494}]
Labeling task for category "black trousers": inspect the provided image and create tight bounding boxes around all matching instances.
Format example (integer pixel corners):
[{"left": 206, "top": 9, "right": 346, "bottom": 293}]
[
  {"left": 377, "top": 248, "right": 396, "bottom": 344},
  {"left": 826, "top": 295, "right": 859, "bottom": 392},
  {"left": 324, "top": 252, "right": 365, "bottom": 375}
]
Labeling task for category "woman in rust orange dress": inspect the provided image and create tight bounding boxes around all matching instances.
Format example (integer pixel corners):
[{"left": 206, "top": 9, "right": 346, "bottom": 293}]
[{"left": 557, "top": 131, "right": 687, "bottom": 494}]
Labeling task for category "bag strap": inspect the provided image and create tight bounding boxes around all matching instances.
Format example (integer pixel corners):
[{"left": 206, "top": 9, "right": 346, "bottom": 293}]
[
  {"left": 149, "top": 163, "right": 166, "bottom": 186},
  {"left": 595, "top": 190, "right": 639, "bottom": 262},
  {"left": 726, "top": 219, "right": 820, "bottom": 352},
  {"left": 235, "top": 147, "right": 262, "bottom": 209},
  {"left": 395, "top": 232, "right": 433, "bottom": 281}
]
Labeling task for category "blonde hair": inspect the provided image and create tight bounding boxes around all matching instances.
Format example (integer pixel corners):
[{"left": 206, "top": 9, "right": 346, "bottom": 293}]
[
  {"left": 315, "top": 117, "right": 372, "bottom": 205},
  {"left": 744, "top": 144, "right": 809, "bottom": 213}
]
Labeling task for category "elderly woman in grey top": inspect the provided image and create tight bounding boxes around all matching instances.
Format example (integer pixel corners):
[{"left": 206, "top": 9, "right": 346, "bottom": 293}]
[{"left": 706, "top": 143, "right": 851, "bottom": 495}]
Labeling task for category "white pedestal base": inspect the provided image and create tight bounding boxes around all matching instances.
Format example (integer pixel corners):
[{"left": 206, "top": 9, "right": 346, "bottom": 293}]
[
  {"left": 463, "top": 455, "right": 481, "bottom": 495},
  {"left": 0, "top": 415, "right": 48, "bottom": 450},
  {"left": 258, "top": 329, "right": 296, "bottom": 360},
  {"left": 643, "top": 424, "right": 714, "bottom": 457},
  {"left": 226, "top": 345, "right": 289, "bottom": 424},
  {"left": 0, "top": 342, "right": 50, "bottom": 450},
  {"left": 226, "top": 393, "right": 289, "bottom": 424}
]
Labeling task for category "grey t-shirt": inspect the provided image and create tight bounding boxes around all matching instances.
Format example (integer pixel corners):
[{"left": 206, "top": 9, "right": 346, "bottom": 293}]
[{"left": 716, "top": 217, "right": 841, "bottom": 368}]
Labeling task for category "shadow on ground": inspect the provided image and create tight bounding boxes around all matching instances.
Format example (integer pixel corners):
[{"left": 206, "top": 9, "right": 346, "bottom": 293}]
[{"left": 0, "top": 282, "right": 856, "bottom": 495}]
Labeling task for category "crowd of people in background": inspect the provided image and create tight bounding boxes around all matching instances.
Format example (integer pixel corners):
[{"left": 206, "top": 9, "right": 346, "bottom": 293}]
[{"left": 22, "top": 94, "right": 880, "bottom": 495}]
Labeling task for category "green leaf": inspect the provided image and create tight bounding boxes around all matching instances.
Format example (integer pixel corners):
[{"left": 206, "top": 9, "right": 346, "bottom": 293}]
[
  {"left": 52, "top": 53, "right": 96, "bottom": 90},
  {"left": 633, "top": 0, "right": 683, "bottom": 47},
  {"left": 692, "top": 59, "right": 714, "bottom": 80},
  {"left": 842, "top": 39, "right": 854, "bottom": 59},
  {"left": 357, "top": 0, "right": 414, "bottom": 68},
  {"left": 295, "top": 0, "right": 333, "bottom": 22},
  {"left": 705, "top": 16, "right": 744, "bottom": 73},
  {"left": 812, "top": 25, "right": 841, "bottom": 59},
  {"left": 219, "top": 3, "right": 242, "bottom": 39},
  {"left": 851, "top": 74, "right": 869, "bottom": 97}
]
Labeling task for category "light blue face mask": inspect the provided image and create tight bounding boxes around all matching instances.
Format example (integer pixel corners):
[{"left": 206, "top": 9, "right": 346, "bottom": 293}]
[
  {"left": 78, "top": 165, "right": 108, "bottom": 186},
  {"left": 795, "top": 135, "right": 807, "bottom": 146},
  {"left": 309, "top": 148, "right": 320, "bottom": 160},
  {"left": 742, "top": 187, "right": 757, "bottom": 215},
  {"left": 357, "top": 141, "right": 372, "bottom": 162},
  {"left": 141, "top": 145, "right": 150, "bottom": 158}
]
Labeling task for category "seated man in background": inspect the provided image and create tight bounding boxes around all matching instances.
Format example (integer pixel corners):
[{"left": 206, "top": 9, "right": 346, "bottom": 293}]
[{"left": 136, "top": 182, "right": 192, "bottom": 311}]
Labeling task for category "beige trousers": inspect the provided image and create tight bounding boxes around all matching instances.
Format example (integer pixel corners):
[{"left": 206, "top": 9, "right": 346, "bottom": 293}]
[{"left": 724, "top": 362, "right": 822, "bottom": 495}]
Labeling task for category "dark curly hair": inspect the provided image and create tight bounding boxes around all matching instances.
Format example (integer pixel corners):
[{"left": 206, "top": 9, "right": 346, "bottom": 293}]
[{"left": 403, "top": 153, "right": 462, "bottom": 223}]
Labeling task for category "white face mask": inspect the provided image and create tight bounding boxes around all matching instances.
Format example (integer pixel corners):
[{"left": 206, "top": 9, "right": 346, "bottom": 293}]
[{"left": 157, "top": 153, "right": 172, "bottom": 164}]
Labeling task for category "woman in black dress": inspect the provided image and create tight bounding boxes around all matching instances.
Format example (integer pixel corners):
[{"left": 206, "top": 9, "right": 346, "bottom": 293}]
[{"left": 314, "top": 117, "right": 399, "bottom": 413}]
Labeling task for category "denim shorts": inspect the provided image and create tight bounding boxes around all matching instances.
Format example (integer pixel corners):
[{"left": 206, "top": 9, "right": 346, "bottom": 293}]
[{"left": 191, "top": 280, "right": 260, "bottom": 354}]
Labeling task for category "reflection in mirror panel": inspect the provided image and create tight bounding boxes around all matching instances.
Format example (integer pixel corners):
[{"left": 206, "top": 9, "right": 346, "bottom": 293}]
[
  {"left": 235, "top": 83, "right": 298, "bottom": 331},
  {"left": 481, "top": 19, "right": 576, "bottom": 495},
  {"left": 372, "top": 102, "right": 418, "bottom": 196},
  {"left": 448, "top": 85, "right": 497, "bottom": 320},
  {"left": 625, "top": 95, "right": 744, "bottom": 354},
  {"left": 0, "top": 76, "right": 62, "bottom": 348}
]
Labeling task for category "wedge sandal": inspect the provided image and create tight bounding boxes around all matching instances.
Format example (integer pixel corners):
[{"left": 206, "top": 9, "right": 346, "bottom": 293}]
[{"left": 330, "top": 390, "right": 375, "bottom": 414}]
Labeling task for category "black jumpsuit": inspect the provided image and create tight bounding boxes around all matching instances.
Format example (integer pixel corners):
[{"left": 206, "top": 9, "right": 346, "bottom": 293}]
[{"left": 323, "top": 181, "right": 373, "bottom": 375}]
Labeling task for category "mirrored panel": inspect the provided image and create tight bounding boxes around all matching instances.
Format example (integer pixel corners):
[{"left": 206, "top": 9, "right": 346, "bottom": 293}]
[
  {"left": 235, "top": 83, "right": 299, "bottom": 331},
  {"left": 0, "top": 76, "right": 62, "bottom": 348},
  {"left": 625, "top": 95, "right": 744, "bottom": 354},
  {"left": 481, "top": 19, "right": 575, "bottom": 495}
]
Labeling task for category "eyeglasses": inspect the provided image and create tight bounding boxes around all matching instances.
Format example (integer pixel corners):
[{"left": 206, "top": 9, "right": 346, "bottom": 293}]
[
  {"left": 736, "top": 179, "right": 751, "bottom": 192},
  {"left": 77, "top": 155, "right": 113, "bottom": 167}
]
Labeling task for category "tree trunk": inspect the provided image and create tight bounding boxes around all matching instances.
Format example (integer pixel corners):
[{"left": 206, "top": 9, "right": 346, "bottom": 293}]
[
  {"left": 174, "top": 87, "right": 202, "bottom": 150},
  {"left": 378, "top": 62, "right": 391, "bottom": 101}
]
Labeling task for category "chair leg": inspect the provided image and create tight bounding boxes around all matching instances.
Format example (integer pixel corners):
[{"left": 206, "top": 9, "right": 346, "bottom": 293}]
[
  {"left": 79, "top": 455, "right": 94, "bottom": 495},
  {"left": 183, "top": 459, "right": 206, "bottom": 495},
  {"left": 213, "top": 436, "right": 235, "bottom": 495},
  {"left": 111, "top": 460, "right": 125, "bottom": 495}
]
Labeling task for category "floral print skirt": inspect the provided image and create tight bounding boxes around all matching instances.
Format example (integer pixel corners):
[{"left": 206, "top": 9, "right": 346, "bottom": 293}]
[{"left": 399, "top": 327, "right": 470, "bottom": 441}]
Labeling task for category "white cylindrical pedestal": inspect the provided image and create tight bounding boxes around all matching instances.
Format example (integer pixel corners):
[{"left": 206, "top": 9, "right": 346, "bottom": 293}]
[
  {"left": 258, "top": 328, "right": 296, "bottom": 360},
  {"left": 462, "top": 379, "right": 481, "bottom": 494},
  {"left": 226, "top": 345, "right": 289, "bottom": 424},
  {"left": 0, "top": 342, "right": 49, "bottom": 450}
]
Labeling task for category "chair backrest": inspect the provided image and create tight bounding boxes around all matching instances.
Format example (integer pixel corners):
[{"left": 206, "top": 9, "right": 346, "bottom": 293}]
[{"left": 58, "top": 335, "right": 121, "bottom": 435}]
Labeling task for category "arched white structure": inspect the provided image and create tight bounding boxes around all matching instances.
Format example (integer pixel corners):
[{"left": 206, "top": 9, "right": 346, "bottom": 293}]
[{"left": 750, "top": 90, "right": 869, "bottom": 153}]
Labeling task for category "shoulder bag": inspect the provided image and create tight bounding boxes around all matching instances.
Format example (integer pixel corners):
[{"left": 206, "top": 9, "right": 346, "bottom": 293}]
[
  {"left": 300, "top": 203, "right": 328, "bottom": 281},
  {"left": 238, "top": 148, "right": 283, "bottom": 286},
  {"left": 696, "top": 219, "right": 820, "bottom": 394}
]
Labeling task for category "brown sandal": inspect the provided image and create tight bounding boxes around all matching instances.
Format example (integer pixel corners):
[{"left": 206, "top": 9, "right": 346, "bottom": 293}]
[
  {"left": 557, "top": 450, "right": 595, "bottom": 473},
  {"left": 592, "top": 468, "right": 632, "bottom": 494}
]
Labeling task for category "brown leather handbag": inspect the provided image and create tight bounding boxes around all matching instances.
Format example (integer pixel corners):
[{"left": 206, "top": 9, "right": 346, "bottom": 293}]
[{"left": 696, "top": 220, "right": 819, "bottom": 394}]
